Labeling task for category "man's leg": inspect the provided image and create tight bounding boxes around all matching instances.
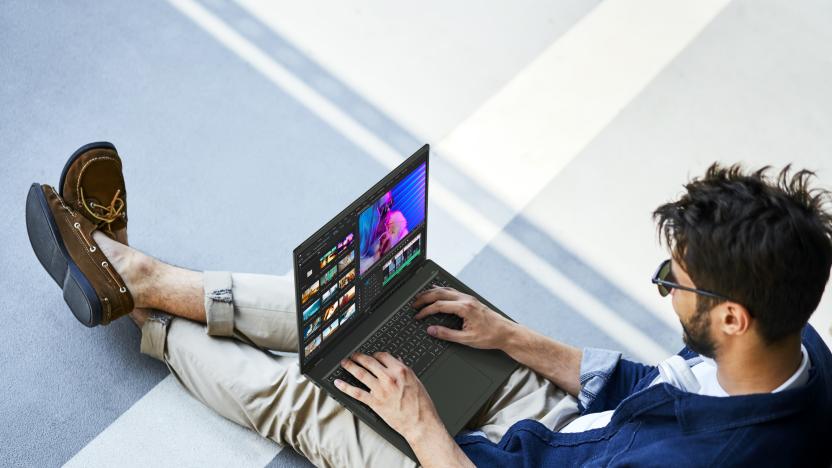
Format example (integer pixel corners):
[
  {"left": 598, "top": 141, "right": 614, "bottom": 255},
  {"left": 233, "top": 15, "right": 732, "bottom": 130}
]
[
  {"left": 96, "top": 233, "right": 416, "bottom": 468},
  {"left": 464, "top": 366, "right": 582, "bottom": 442}
]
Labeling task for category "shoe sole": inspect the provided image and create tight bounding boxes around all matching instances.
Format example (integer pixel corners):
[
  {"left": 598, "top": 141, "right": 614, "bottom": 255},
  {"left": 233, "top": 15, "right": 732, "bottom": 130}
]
[
  {"left": 26, "top": 184, "right": 102, "bottom": 327},
  {"left": 58, "top": 141, "right": 116, "bottom": 197}
]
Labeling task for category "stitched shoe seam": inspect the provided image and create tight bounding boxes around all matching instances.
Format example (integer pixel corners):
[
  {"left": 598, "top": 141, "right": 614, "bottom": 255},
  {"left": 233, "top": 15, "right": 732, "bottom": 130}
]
[
  {"left": 52, "top": 187, "right": 125, "bottom": 310},
  {"left": 46, "top": 185, "right": 114, "bottom": 322},
  {"left": 74, "top": 154, "right": 123, "bottom": 200}
]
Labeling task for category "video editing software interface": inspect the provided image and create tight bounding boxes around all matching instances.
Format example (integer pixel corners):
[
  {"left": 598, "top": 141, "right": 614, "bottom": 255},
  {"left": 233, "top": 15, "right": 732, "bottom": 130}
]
[{"left": 295, "top": 158, "right": 428, "bottom": 365}]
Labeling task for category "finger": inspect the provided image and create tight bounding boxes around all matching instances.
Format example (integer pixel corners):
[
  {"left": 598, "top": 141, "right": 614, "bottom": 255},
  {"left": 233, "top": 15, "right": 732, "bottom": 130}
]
[
  {"left": 341, "top": 357, "right": 379, "bottom": 391},
  {"left": 334, "top": 379, "right": 371, "bottom": 403},
  {"left": 374, "top": 352, "right": 412, "bottom": 381},
  {"left": 412, "top": 287, "right": 462, "bottom": 308},
  {"left": 414, "top": 300, "right": 467, "bottom": 320},
  {"left": 351, "top": 353, "right": 393, "bottom": 383},
  {"left": 426, "top": 325, "right": 467, "bottom": 343},
  {"left": 373, "top": 351, "right": 402, "bottom": 369}
]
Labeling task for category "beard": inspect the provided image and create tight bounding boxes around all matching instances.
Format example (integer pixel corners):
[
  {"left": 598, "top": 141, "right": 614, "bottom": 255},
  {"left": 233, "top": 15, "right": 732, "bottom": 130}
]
[{"left": 681, "top": 299, "right": 718, "bottom": 358}]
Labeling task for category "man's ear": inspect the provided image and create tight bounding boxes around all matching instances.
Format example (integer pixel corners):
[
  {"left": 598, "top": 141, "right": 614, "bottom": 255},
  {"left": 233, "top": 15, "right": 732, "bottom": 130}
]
[{"left": 717, "top": 302, "right": 752, "bottom": 336}]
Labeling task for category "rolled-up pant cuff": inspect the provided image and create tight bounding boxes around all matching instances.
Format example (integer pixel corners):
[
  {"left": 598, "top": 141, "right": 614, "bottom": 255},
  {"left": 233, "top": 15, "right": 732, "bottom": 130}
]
[
  {"left": 140, "top": 312, "right": 173, "bottom": 361},
  {"left": 204, "top": 270, "right": 234, "bottom": 336}
]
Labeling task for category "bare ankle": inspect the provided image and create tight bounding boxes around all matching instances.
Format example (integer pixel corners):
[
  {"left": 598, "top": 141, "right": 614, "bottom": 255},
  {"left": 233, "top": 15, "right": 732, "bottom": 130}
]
[
  {"left": 93, "top": 231, "right": 158, "bottom": 308},
  {"left": 129, "top": 308, "right": 152, "bottom": 328}
]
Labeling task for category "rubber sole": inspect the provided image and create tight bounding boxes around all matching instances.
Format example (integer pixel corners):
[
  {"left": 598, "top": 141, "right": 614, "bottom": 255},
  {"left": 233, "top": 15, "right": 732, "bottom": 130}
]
[
  {"left": 58, "top": 141, "right": 116, "bottom": 197},
  {"left": 26, "top": 184, "right": 102, "bottom": 327}
]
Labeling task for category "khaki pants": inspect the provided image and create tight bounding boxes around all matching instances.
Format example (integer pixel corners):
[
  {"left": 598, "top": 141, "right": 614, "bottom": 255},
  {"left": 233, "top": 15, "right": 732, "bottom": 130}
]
[{"left": 139, "top": 271, "right": 580, "bottom": 468}]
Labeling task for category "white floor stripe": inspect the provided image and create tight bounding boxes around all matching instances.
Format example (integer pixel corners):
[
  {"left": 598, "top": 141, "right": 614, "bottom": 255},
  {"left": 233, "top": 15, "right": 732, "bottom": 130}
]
[
  {"left": 68, "top": 0, "right": 729, "bottom": 465},
  {"left": 64, "top": 376, "right": 280, "bottom": 468},
  {"left": 439, "top": 0, "right": 731, "bottom": 211}
]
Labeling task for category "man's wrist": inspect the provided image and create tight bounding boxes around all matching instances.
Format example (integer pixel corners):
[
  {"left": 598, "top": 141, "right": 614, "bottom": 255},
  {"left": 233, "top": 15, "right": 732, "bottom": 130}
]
[
  {"left": 499, "top": 320, "right": 526, "bottom": 354},
  {"left": 406, "top": 418, "right": 458, "bottom": 464},
  {"left": 402, "top": 413, "right": 445, "bottom": 444}
]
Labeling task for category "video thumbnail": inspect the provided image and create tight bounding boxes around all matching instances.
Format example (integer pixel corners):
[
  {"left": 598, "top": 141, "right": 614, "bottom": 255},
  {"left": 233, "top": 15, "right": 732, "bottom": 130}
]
[
  {"left": 302, "top": 298, "right": 321, "bottom": 322},
  {"left": 304, "top": 335, "right": 321, "bottom": 356},
  {"left": 323, "top": 301, "right": 338, "bottom": 322},
  {"left": 319, "top": 232, "right": 354, "bottom": 270},
  {"left": 323, "top": 318, "right": 340, "bottom": 338},
  {"left": 337, "top": 232, "right": 354, "bottom": 253},
  {"left": 337, "top": 250, "right": 354, "bottom": 273},
  {"left": 320, "top": 246, "right": 337, "bottom": 270},
  {"left": 321, "top": 265, "right": 337, "bottom": 286},
  {"left": 322, "top": 283, "right": 338, "bottom": 304},
  {"left": 338, "top": 267, "right": 356, "bottom": 289},
  {"left": 301, "top": 280, "right": 319, "bottom": 305},
  {"left": 359, "top": 162, "right": 426, "bottom": 274},
  {"left": 338, "top": 285, "right": 356, "bottom": 308},
  {"left": 304, "top": 316, "right": 321, "bottom": 340},
  {"left": 342, "top": 303, "right": 356, "bottom": 323}
]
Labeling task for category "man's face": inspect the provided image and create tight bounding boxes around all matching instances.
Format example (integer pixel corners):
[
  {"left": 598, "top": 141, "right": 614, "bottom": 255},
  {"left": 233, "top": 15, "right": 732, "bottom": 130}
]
[
  {"left": 670, "top": 260, "right": 718, "bottom": 358},
  {"left": 386, "top": 218, "right": 400, "bottom": 237}
]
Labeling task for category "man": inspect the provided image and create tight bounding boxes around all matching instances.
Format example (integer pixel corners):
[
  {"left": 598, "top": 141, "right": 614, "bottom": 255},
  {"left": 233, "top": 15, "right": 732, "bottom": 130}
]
[{"left": 26, "top": 143, "right": 832, "bottom": 467}]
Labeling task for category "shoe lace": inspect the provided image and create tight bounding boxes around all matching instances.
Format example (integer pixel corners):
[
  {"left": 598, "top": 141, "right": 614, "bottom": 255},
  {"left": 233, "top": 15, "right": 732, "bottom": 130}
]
[{"left": 80, "top": 187, "right": 125, "bottom": 235}]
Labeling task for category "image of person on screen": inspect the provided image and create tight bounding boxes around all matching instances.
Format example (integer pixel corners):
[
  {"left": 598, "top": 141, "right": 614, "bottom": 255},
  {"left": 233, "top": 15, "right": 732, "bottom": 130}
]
[
  {"left": 359, "top": 192, "right": 393, "bottom": 272},
  {"left": 377, "top": 211, "right": 408, "bottom": 258}
]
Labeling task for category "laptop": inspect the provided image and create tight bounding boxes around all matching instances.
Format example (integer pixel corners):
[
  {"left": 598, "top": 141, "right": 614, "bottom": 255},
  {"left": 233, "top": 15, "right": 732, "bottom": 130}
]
[{"left": 293, "top": 144, "right": 518, "bottom": 461}]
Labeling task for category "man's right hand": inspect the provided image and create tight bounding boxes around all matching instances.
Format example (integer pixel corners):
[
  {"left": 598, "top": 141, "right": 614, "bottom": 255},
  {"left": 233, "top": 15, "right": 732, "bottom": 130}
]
[
  {"left": 412, "top": 287, "right": 515, "bottom": 350},
  {"left": 415, "top": 286, "right": 583, "bottom": 396}
]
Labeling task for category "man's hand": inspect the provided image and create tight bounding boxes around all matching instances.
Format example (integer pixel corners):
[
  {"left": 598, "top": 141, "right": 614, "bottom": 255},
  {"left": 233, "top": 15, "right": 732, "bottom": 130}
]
[
  {"left": 412, "top": 287, "right": 516, "bottom": 349},
  {"left": 336, "top": 352, "right": 475, "bottom": 468},
  {"left": 335, "top": 352, "right": 444, "bottom": 442},
  {"left": 414, "top": 286, "right": 583, "bottom": 396}
]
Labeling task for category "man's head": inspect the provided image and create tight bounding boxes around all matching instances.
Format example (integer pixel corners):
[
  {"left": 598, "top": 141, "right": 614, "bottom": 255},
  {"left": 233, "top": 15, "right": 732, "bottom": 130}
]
[
  {"left": 386, "top": 211, "right": 407, "bottom": 238},
  {"left": 653, "top": 163, "right": 832, "bottom": 358}
]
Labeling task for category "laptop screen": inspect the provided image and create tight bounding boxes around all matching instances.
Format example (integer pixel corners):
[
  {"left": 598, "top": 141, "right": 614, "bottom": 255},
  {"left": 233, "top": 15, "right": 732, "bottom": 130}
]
[{"left": 293, "top": 145, "right": 429, "bottom": 370}]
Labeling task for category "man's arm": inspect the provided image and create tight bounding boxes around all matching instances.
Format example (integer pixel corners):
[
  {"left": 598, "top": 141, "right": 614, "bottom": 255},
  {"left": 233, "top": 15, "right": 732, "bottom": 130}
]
[
  {"left": 413, "top": 287, "right": 583, "bottom": 396},
  {"left": 500, "top": 324, "right": 582, "bottom": 397}
]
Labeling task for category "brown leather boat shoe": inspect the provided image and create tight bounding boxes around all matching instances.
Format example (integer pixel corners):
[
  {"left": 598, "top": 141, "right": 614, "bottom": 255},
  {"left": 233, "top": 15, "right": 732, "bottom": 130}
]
[
  {"left": 26, "top": 183, "right": 134, "bottom": 326},
  {"left": 59, "top": 142, "right": 128, "bottom": 244}
]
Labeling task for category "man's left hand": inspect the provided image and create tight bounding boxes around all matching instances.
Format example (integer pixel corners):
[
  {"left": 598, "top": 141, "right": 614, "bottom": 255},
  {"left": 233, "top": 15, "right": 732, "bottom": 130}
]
[{"left": 335, "top": 352, "right": 444, "bottom": 442}]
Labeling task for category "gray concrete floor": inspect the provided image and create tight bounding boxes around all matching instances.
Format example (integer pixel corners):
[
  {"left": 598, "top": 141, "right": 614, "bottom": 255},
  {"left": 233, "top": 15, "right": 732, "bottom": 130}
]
[{"left": 2, "top": 0, "right": 831, "bottom": 466}]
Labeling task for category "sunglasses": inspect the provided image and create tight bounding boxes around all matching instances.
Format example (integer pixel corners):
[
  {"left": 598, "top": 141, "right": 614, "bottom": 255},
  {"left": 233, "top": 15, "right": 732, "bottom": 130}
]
[{"left": 651, "top": 259, "right": 731, "bottom": 300}]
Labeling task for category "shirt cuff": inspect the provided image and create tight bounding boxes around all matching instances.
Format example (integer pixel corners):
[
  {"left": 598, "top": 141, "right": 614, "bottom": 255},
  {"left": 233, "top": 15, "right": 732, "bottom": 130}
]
[{"left": 578, "top": 347, "right": 622, "bottom": 412}]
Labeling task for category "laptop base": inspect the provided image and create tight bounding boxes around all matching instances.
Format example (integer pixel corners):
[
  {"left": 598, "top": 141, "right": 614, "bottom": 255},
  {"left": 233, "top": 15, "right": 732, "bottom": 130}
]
[{"left": 308, "top": 259, "right": 519, "bottom": 461}]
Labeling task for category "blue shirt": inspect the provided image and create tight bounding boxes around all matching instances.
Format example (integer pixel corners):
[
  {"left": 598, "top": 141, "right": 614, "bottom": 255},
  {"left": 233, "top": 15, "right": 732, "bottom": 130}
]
[{"left": 456, "top": 325, "right": 832, "bottom": 467}]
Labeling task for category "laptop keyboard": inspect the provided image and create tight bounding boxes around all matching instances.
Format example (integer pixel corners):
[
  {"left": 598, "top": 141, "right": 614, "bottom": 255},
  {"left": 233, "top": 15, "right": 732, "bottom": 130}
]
[{"left": 326, "top": 276, "right": 463, "bottom": 405}]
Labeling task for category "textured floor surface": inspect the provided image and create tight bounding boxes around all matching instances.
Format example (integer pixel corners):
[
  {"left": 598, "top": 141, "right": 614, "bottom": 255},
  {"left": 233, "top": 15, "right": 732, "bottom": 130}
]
[{"left": 2, "top": 0, "right": 831, "bottom": 466}]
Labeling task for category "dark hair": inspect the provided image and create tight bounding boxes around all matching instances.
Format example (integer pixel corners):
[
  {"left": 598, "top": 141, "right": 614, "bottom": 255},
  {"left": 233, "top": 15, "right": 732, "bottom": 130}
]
[{"left": 653, "top": 163, "right": 832, "bottom": 343}]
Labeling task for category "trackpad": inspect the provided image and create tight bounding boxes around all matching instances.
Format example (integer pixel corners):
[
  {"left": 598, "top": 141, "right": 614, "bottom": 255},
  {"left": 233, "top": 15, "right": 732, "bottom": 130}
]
[{"left": 425, "top": 353, "right": 493, "bottom": 429}]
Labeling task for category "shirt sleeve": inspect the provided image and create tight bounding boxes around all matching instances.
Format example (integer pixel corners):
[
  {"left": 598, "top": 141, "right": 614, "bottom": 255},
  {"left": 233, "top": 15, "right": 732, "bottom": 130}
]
[{"left": 577, "top": 347, "right": 657, "bottom": 414}]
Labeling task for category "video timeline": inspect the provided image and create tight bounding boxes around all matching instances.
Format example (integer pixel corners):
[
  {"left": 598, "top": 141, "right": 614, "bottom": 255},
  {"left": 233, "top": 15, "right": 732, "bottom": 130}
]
[{"left": 382, "top": 233, "right": 421, "bottom": 286}]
